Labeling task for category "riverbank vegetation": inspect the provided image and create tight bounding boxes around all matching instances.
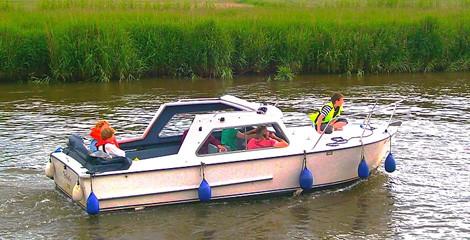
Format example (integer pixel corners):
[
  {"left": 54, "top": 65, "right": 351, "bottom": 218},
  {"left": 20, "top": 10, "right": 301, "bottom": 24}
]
[{"left": 0, "top": 0, "right": 469, "bottom": 82}]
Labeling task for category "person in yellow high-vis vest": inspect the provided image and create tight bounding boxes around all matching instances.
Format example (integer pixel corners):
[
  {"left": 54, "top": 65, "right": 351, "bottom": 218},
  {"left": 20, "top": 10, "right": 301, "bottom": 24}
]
[{"left": 309, "top": 92, "right": 348, "bottom": 134}]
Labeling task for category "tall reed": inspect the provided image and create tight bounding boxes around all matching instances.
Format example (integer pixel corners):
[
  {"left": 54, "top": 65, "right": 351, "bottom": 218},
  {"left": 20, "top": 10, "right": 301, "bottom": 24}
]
[{"left": 0, "top": 0, "right": 469, "bottom": 82}]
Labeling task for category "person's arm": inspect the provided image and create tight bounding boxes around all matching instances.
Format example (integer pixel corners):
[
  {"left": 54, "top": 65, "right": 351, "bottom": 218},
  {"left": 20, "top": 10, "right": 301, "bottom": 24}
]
[
  {"left": 208, "top": 135, "right": 227, "bottom": 151},
  {"left": 106, "top": 144, "right": 126, "bottom": 157},
  {"left": 217, "top": 144, "right": 227, "bottom": 151},
  {"left": 246, "top": 128, "right": 257, "bottom": 134},
  {"left": 269, "top": 133, "right": 288, "bottom": 148},
  {"left": 316, "top": 115, "right": 324, "bottom": 133},
  {"left": 237, "top": 128, "right": 256, "bottom": 138},
  {"left": 237, "top": 130, "right": 256, "bottom": 141},
  {"left": 316, "top": 105, "right": 335, "bottom": 133}
]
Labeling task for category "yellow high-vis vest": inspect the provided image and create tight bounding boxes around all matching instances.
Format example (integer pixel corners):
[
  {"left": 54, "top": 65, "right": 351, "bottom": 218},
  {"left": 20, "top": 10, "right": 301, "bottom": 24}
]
[{"left": 309, "top": 102, "right": 342, "bottom": 125}]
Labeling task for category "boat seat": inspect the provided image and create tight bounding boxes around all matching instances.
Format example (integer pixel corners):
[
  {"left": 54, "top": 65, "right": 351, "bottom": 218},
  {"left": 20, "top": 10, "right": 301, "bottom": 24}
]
[
  {"left": 67, "top": 135, "right": 90, "bottom": 160},
  {"left": 207, "top": 144, "right": 219, "bottom": 154},
  {"left": 207, "top": 143, "right": 231, "bottom": 154},
  {"left": 63, "top": 135, "right": 133, "bottom": 173}
]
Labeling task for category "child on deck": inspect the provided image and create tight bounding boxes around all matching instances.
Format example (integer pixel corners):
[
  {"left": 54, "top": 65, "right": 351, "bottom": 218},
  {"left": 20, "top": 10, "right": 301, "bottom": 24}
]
[
  {"left": 95, "top": 126, "right": 125, "bottom": 157},
  {"left": 90, "top": 120, "right": 120, "bottom": 151}
]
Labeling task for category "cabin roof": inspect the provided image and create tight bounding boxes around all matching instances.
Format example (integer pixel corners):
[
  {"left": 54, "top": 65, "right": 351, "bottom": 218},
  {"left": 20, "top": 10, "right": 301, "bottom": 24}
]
[
  {"left": 193, "top": 111, "right": 282, "bottom": 129},
  {"left": 121, "top": 95, "right": 283, "bottom": 149}
]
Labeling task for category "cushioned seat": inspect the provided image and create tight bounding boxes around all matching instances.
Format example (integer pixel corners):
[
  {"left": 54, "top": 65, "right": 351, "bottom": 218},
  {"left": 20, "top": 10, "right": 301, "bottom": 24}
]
[{"left": 63, "top": 135, "right": 132, "bottom": 173}]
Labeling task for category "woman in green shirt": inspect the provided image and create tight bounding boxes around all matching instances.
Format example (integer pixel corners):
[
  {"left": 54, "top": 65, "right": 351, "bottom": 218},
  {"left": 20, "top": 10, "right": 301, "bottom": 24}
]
[{"left": 221, "top": 128, "right": 256, "bottom": 151}]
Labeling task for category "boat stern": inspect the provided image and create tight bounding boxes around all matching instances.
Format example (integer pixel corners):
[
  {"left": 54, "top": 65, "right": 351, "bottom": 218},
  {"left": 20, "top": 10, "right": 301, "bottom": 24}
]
[{"left": 47, "top": 152, "right": 89, "bottom": 209}]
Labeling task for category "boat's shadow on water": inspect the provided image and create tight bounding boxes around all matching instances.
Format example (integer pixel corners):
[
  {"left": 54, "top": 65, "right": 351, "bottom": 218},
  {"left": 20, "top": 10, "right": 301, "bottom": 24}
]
[{"left": 68, "top": 171, "right": 395, "bottom": 239}]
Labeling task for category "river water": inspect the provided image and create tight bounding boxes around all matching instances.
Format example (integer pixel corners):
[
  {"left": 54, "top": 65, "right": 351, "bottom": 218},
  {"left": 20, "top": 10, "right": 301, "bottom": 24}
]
[{"left": 0, "top": 73, "right": 469, "bottom": 239}]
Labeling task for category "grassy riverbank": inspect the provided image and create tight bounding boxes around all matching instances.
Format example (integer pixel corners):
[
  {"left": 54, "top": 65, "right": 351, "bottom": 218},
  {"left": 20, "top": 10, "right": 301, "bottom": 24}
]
[{"left": 0, "top": 0, "right": 469, "bottom": 82}]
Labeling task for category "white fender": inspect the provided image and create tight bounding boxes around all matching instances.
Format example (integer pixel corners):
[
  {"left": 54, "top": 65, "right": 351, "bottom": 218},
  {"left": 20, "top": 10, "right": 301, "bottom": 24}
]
[
  {"left": 45, "top": 161, "right": 55, "bottom": 179},
  {"left": 72, "top": 182, "right": 84, "bottom": 201}
]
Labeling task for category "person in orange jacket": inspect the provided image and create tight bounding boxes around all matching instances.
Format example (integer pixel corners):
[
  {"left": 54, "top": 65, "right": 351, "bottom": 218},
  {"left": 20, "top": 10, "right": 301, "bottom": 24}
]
[
  {"left": 95, "top": 126, "right": 125, "bottom": 157},
  {"left": 90, "top": 120, "right": 120, "bottom": 151}
]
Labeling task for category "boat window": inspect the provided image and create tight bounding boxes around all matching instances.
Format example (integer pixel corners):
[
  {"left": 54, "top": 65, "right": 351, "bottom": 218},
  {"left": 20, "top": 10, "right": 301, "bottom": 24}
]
[
  {"left": 159, "top": 109, "right": 237, "bottom": 138},
  {"left": 197, "top": 123, "right": 289, "bottom": 156},
  {"left": 159, "top": 113, "right": 195, "bottom": 137}
]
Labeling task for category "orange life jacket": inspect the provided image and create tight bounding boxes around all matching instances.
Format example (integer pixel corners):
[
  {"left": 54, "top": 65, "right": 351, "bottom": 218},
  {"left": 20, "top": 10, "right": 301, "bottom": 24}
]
[{"left": 90, "top": 127, "right": 120, "bottom": 148}]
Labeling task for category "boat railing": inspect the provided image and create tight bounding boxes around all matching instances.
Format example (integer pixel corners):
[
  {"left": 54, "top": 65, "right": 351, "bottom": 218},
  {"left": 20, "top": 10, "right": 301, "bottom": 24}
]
[
  {"left": 348, "top": 98, "right": 405, "bottom": 129},
  {"left": 359, "top": 99, "right": 379, "bottom": 142},
  {"left": 346, "top": 98, "right": 405, "bottom": 118}
]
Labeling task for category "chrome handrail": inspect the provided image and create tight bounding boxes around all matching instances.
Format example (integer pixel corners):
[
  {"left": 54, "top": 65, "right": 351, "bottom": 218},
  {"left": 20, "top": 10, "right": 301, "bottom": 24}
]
[{"left": 346, "top": 99, "right": 405, "bottom": 118}]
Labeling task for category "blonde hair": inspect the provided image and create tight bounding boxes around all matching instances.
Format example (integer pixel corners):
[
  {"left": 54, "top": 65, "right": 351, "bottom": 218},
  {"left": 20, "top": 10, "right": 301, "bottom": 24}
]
[
  {"left": 255, "top": 126, "right": 268, "bottom": 139},
  {"left": 100, "top": 127, "right": 115, "bottom": 140}
]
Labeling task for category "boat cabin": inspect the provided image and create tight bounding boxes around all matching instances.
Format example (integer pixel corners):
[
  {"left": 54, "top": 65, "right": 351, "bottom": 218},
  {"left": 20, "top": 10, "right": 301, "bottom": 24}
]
[{"left": 120, "top": 96, "right": 286, "bottom": 161}]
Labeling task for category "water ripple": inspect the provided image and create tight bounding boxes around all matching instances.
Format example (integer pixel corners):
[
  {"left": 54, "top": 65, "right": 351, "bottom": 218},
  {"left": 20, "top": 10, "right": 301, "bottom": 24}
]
[{"left": 0, "top": 73, "right": 469, "bottom": 239}]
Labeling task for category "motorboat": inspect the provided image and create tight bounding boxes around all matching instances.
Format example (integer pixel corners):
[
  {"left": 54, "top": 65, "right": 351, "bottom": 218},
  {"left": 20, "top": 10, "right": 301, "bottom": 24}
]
[{"left": 45, "top": 95, "right": 402, "bottom": 214}]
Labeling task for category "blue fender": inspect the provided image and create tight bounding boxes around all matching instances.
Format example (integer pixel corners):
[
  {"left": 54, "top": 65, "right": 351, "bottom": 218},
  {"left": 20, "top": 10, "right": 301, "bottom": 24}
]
[
  {"left": 299, "top": 168, "right": 314, "bottom": 190},
  {"left": 358, "top": 157, "right": 369, "bottom": 178},
  {"left": 385, "top": 153, "right": 396, "bottom": 173},
  {"left": 86, "top": 192, "right": 100, "bottom": 215},
  {"left": 198, "top": 179, "right": 211, "bottom": 202}
]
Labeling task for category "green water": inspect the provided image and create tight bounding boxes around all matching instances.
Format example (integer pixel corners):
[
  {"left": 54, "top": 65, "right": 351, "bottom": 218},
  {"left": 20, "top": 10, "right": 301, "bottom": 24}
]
[{"left": 0, "top": 72, "right": 469, "bottom": 239}]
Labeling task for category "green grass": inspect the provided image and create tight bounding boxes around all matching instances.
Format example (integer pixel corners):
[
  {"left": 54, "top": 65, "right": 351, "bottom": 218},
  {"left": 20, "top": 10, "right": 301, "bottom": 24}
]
[{"left": 0, "top": 0, "right": 469, "bottom": 82}]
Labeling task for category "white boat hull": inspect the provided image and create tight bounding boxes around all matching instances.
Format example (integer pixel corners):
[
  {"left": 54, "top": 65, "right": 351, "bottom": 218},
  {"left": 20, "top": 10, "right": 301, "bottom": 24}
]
[
  {"left": 51, "top": 136, "right": 391, "bottom": 212},
  {"left": 47, "top": 95, "right": 401, "bottom": 214}
]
